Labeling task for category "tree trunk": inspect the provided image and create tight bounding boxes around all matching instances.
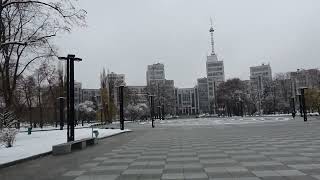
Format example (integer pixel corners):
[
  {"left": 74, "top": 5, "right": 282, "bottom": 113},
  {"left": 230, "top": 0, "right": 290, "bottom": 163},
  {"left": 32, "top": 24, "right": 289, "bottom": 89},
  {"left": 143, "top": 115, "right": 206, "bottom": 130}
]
[
  {"left": 29, "top": 106, "right": 32, "bottom": 127},
  {"left": 54, "top": 101, "right": 57, "bottom": 127},
  {"left": 39, "top": 105, "right": 43, "bottom": 128}
]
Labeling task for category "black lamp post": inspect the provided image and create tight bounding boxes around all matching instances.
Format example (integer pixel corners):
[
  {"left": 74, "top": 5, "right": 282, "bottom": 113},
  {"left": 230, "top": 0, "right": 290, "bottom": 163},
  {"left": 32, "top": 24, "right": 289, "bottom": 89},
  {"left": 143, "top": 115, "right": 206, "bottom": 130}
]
[
  {"left": 119, "top": 85, "right": 124, "bottom": 130},
  {"left": 58, "top": 54, "right": 82, "bottom": 142},
  {"left": 298, "top": 94, "right": 303, "bottom": 117},
  {"left": 291, "top": 97, "right": 296, "bottom": 118},
  {"left": 300, "top": 87, "right": 308, "bottom": 122},
  {"left": 149, "top": 95, "right": 155, "bottom": 128}
]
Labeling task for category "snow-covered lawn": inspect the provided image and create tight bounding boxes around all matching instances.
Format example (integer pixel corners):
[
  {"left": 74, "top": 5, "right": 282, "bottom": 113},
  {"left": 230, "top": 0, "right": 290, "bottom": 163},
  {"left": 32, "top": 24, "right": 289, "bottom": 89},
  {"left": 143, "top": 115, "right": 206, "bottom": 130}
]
[
  {"left": 18, "top": 122, "right": 101, "bottom": 132},
  {"left": 0, "top": 128, "right": 130, "bottom": 166}
]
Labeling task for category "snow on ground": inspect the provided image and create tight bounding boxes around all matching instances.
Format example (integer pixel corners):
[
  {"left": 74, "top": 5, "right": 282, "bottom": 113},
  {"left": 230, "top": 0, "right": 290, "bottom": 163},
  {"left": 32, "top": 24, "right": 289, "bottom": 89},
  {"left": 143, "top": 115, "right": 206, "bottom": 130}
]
[
  {"left": 0, "top": 128, "right": 130, "bottom": 166},
  {"left": 140, "top": 117, "right": 293, "bottom": 126},
  {"left": 18, "top": 122, "right": 101, "bottom": 132}
]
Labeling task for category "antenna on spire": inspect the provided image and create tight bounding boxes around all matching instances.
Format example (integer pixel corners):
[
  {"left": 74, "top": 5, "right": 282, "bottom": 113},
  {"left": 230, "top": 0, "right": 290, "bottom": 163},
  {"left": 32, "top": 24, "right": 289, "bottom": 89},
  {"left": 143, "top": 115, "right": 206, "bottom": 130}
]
[{"left": 209, "top": 17, "right": 215, "bottom": 55}]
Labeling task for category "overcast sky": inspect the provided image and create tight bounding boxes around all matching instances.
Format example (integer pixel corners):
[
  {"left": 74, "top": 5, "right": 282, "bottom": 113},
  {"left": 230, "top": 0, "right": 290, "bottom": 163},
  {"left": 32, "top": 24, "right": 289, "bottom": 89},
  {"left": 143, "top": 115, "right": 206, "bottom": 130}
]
[{"left": 56, "top": 0, "right": 320, "bottom": 88}]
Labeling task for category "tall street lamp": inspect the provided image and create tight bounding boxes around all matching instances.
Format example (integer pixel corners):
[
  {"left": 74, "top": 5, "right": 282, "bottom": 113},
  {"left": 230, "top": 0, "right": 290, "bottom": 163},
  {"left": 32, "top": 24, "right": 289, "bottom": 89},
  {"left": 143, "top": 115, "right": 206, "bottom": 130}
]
[
  {"left": 149, "top": 95, "right": 155, "bottom": 128},
  {"left": 291, "top": 97, "right": 296, "bottom": 118},
  {"left": 119, "top": 84, "right": 125, "bottom": 130},
  {"left": 58, "top": 54, "right": 82, "bottom": 142},
  {"left": 297, "top": 92, "right": 303, "bottom": 117},
  {"left": 300, "top": 87, "right": 308, "bottom": 122}
]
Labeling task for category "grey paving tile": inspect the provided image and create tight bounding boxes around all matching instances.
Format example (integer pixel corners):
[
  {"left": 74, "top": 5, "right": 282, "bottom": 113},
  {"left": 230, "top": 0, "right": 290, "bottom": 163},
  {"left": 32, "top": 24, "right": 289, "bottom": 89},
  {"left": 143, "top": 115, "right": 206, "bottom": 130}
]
[
  {"left": 252, "top": 170, "right": 282, "bottom": 177},
  {"left": 74, "top": 175, "right": 119, "bottom": 180},
  {"left": 184, "top": 172, "right": 208, "bottom": 179},
  {"left": 276, "top": 170, "right": 306, "bottom": 176},
  {"left": 209, "top": 178, "right": 260, "bottom": 180},
  {"left": 241, "top": 161, "right": 283, "bottom": 167},
  {"left": 79, "top": 162, "right": 100, "bottom": 168},
  {"left": 162, "top": 173, "right": 184, "bottom": 179},
  {"left": 122, "top": 169, "right": 163, "bottom": 175},
  {"left": 63, "top": 170, "right": 86, "bottom": 176}
]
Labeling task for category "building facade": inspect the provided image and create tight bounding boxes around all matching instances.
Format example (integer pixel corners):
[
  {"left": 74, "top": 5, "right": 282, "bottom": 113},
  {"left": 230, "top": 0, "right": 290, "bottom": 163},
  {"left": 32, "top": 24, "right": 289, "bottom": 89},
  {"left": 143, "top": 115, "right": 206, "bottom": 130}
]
[
  {"left": 175, "top": 87, "right": 199, "bottom": 115},
  {"left": 249, "top": 63, "right": 272, "bottom": 114},
  {"left": 250, "top": 63, "right": 272, "bottom": 91},
  {"left": 126, "top": 86, "right": 148, "bottom": 104},
  {"left": 107, "top": 72, "right": 126, "bottom": 106},
  {"left": 74, "top": 82, "right": 82, "bottom": 106},
  {"left": 197, "top": 77, "right": 209, "bottom": 113},
  {"left": 146, "top": 63, "right": 176, "bottom": 115},
  {"left": 81, "top": 89, "right": 101, "bottom": 105},
  {"left": 290, "top": 69, "right": 320, "bottom": 93},
  {"left": 146, "top": 63, "right": 165, "bottom": 85}
]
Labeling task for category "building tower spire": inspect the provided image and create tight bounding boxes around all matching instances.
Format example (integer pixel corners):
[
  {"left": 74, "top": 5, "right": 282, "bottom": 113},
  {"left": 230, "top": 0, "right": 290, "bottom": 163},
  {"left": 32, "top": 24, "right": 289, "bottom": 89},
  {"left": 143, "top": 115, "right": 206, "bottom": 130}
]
[{"left": 209, "top": 18, "right": 215, "bottom": 55}]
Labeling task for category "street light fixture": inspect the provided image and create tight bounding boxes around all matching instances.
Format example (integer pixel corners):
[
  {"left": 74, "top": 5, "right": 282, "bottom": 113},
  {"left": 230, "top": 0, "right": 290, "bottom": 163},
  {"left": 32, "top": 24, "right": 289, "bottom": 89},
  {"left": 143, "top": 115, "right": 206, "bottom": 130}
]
[{"left": 58, "top": 54, "right": 82, "bottom": 142}]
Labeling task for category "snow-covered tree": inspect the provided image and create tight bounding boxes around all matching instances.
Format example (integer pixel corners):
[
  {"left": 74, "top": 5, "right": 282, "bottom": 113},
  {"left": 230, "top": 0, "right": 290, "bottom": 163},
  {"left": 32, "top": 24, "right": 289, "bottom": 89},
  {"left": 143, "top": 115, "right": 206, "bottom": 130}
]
[
  {"left": 77, "top": 101, "right": 96, "bottom": 125},
  {"left": 0, "top": 0, "right": 86, "bottom": 110},
  {"left": 125, "top": 103, "right": 149, "bottom": 121}
]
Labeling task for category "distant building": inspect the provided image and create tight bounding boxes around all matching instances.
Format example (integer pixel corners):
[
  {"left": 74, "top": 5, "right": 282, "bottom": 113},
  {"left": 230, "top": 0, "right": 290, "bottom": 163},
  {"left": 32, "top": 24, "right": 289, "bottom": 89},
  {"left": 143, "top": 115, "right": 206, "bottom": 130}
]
[
  {"left": 146, "top": 63, "right": 175, "bottom": 115},
  {"left": 107, "top": 72, "right": 126, "bottom": 106},
  {"left": 74, "top": 82, "right": 82, "bottom": 106},
  {"left": 175, "top": 87, "right": 199, "bottom": 115},
  {"left": 146, "top": 63, "right": 165, "bottom": 85},
  {"left": 148, "top": 79, "right": 176, "bottom": 115},
  {"left": 81, "top": 89, "right": 101, "bottom": 105},
  {"left": 197, "top": 77, "right": 209, "bottom": 113},
  {"left": 126, "top": 86, "right": 148, "bottom": 104},
  {"left": 289, "top": 68, "right": 320, "bottom": 97},
  {"left": 206, "top": 22, "right": 225, "bottom": 113},
  {"left": 249, "top": 63, "right": 272, "bottom": 114},
  {"left": 250, "top": 63, "right": 272, "bottom": 91}
]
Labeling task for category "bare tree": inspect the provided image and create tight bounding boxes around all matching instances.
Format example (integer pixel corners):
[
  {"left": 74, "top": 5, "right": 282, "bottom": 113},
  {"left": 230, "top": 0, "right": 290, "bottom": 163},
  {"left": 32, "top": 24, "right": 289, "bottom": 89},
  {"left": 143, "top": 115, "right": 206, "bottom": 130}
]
[
  {"left": 21, "top": 75, "right": 35, "bottom": 127},
  {"left": 100, "top": 68, "right": 109, "bottom": 123},
  {"left": 34, "top": 61, "right": 48, "bottom": 128},
  {"left": 0, "top": 0, "right": 86, "bottom": 110}
]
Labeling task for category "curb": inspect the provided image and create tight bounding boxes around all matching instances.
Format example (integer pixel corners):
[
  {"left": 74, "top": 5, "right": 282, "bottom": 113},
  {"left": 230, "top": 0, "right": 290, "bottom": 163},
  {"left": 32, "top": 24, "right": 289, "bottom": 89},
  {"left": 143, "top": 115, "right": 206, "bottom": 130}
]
[
  {"left": 0, "top": 130, "right": 131, "bottom": 169},
  {"left": 0, "top": 151, "right": 52, "bottom": 169}
]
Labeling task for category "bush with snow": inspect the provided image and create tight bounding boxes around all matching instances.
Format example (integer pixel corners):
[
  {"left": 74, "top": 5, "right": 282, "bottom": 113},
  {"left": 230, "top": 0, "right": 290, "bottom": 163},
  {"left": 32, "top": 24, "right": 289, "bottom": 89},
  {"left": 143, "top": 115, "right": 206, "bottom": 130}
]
[
  {"left": 0, "top": 128, "right": 18, "bottom": 148},
  {"left": 0, "top": 110, "right": 19, "bottom": 148},
  {"left": 77, "top": 101, "right": 96, "bottom": 124},
  {"left": 125, "top": 103, "right": 149, "bottom": 121}
]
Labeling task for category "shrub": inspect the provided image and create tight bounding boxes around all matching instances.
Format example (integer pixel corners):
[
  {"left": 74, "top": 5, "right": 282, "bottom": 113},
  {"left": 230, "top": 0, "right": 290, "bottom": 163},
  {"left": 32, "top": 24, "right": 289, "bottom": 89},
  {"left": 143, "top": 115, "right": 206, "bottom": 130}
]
[
  {"left": 0, "top": 128, "right": 18, "bottom": 148},
  {"left": 0, "top": 110, "right": 19, "bottom": 148}
]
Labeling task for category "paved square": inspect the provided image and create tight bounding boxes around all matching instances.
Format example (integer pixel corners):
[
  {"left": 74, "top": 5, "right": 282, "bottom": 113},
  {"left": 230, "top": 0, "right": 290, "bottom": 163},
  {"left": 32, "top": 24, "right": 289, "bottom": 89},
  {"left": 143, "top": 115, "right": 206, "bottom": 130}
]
[
  {"left": 62, "top": 118, "right": 320, "bottom": 180},
  {"left": 2, "top": 117, "right": 320, "bottom": 180}
]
